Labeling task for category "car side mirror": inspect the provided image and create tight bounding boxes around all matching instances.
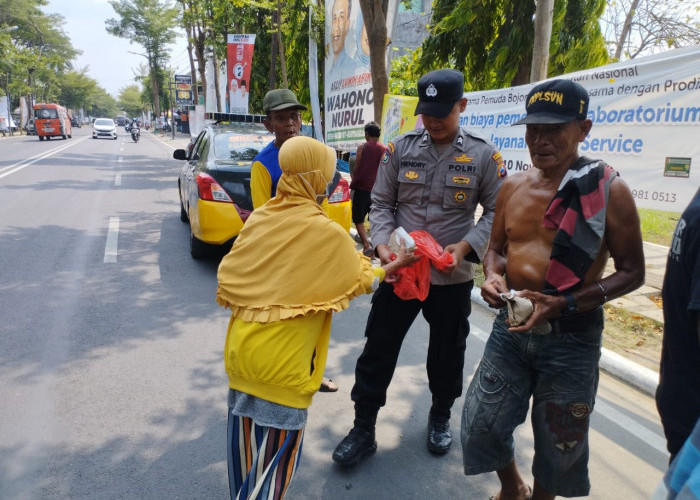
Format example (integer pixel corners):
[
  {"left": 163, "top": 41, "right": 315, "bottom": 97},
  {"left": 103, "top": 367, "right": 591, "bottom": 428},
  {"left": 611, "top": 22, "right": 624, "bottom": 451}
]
[{"left": 173, "top": 149, "right": 188, "bottom": 160}]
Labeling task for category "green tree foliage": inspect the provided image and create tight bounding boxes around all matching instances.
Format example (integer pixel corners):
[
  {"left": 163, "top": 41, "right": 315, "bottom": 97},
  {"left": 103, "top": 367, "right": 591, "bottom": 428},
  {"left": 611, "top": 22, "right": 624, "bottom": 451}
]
[
  {"left": 178, "top": 0, "right": 318, "bottom": 116},
  {"left": 106, "top": 0, "right": 180, "bottom": 118},
  {"left": 119, "top": 84, "right": 146, "bottom": 117},
  {"left": 419, "top": 0, "right": 609, "bottom": 90},
  {"left": 56, "top": 70, "right": 98, "bottom": 111}
]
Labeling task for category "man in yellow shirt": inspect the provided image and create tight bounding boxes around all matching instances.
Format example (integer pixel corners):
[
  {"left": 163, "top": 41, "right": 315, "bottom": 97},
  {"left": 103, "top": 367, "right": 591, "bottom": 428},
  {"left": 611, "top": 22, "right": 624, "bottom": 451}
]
[{"left": 250, "top": 89, "right": 307, "bottom": 209}]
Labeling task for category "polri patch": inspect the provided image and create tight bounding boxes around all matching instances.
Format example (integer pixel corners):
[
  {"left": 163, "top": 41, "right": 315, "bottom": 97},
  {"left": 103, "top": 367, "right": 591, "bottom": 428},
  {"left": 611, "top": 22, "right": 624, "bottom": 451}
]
[
  {"left": 492, "top": 152, "right": 507, "bottom": 178},
  {"left": 382, "top": 144, "right": 393, "bottom": 165}
]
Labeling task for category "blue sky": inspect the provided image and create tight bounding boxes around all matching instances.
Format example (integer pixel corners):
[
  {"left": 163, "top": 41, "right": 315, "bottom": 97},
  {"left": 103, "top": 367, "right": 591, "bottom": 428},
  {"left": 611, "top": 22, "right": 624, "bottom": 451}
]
[{"left": 45, "top": 0, "right": 189, "bottom": 97}]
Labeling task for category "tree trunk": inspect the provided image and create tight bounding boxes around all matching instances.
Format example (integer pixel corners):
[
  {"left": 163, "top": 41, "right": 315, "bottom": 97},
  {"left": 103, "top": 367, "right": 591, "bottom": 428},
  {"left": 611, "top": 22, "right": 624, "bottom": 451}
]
[
  {"left": 270, "top": 10, "right": 278, "bottom": 90},
  {"left": 277, "top": 1, "right": 288, "bottom": 88},
  {"left": 213, "top": 52, "right": 222, "bottom": 112},
  {"left": 615, "top": 0, "right": 640, "bottom": 60},
  {"left": 184, "top": 24, "right": 198, "bottom": 104},
  {"left": 359, "top": 0, "right": 390, "bottom": 123},
  {"left": 194, "top": 33, "right": 207, "bottom": 109},
  {"left": 530, "top": 0, "right": 554, "bottom": 82},
  {"left": 150, "top": 56, "right": 161, "bottom": 118}
]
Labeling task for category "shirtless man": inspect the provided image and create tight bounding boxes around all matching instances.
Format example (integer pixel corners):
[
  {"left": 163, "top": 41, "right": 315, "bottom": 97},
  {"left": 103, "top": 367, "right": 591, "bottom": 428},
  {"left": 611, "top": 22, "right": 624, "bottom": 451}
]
[{"left": 461, "top": 79, "right": 645, "bottom": 499}]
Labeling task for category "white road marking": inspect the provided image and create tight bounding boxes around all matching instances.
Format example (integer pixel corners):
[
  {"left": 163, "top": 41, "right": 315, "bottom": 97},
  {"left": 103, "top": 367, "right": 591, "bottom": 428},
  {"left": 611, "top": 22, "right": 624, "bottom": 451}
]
[
  {"left": 104, "top": 217, "right": 119, "bottom": 263},
  {"left": 594, "top": 399, "right": 668, "bottom": 454},
  {"left": 0, "top": 137, "right": 89, "bottom": 180},
  {"left": 114, "top": 174, "right": 121, "bottom": 186}
]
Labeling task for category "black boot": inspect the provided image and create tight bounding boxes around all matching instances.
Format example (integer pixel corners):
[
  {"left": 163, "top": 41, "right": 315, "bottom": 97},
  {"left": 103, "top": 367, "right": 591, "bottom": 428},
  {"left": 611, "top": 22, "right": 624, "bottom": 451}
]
[
  {"left": 427, "top": 414, "right": 451, "bottom": 454},
  {"left": 427, "top": 399, "right": 453, "bottom": 455},
  {"left": 332, "top": 426, "right": 377, "bottom": 466},
  {"left": 332, "top": 406, "right": 377, "bottom": 466}
]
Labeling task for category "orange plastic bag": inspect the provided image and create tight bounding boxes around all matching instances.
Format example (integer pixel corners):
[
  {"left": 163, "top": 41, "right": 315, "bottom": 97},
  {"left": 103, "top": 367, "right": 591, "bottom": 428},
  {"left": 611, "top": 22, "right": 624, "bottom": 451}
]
[{"left": 391, "top": 230, "right": 454, "bottom": 301}]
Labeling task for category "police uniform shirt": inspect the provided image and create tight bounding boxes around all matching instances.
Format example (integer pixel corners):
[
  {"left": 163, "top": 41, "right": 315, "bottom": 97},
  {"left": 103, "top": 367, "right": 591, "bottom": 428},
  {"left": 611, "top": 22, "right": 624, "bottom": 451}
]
[{"left": 370, "top": 126, "right": 506, "bottom": 286}]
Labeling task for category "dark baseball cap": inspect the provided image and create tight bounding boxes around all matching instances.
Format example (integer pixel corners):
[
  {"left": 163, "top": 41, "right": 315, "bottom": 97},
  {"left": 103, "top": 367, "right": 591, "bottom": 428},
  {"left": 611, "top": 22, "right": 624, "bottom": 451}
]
[
  {"left": 414, "top": 69, "right": 465, "bottom": 118},
  {"left": 263, "top": 89, "right": 308, "bottom": 114},
  {"left": 513, "top": 79, "right": 589, "bottom": 125}
]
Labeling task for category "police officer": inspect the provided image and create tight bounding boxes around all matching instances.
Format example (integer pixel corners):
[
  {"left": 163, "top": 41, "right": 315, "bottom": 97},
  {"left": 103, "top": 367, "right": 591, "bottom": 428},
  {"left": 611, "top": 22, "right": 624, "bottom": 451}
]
[{"left": 332, "top": 69, "right": 506, "bottom": 465}]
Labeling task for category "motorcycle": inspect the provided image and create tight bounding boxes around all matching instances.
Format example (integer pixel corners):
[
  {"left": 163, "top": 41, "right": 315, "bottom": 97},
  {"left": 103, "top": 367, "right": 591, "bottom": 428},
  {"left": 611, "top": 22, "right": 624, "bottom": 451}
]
[{"left": 131, "top": 126, "right": 140, "bottom": 143}]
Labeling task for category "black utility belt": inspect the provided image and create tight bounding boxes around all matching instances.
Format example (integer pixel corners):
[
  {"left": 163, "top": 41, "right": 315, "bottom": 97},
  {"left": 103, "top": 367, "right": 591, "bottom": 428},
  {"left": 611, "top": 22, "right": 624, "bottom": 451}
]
[{"left": 548, "top": 307, "right": 603, "bottom": 334}]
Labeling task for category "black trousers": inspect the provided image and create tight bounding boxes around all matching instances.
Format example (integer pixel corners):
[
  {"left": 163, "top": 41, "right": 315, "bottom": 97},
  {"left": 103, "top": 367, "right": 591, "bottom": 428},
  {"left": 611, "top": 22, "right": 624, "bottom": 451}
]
[{"left": 350, "top": 280, "right": 473, "bottom": 419}]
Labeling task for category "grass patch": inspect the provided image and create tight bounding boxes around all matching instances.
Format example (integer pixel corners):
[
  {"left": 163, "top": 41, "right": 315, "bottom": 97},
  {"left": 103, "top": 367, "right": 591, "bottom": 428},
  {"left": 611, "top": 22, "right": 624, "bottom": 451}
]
[
  {"left": 638, "top": 208, "right": 680, "bottom": 246},
  {"left": 602, "top": 303, "right": 664, "bottom": 371}
]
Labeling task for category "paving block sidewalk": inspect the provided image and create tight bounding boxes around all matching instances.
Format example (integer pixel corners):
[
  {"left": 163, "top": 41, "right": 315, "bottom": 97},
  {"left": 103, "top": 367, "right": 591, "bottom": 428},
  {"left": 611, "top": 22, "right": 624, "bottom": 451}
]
[{"left": 604, "top": 241, "right": 667, "bottom": 324}]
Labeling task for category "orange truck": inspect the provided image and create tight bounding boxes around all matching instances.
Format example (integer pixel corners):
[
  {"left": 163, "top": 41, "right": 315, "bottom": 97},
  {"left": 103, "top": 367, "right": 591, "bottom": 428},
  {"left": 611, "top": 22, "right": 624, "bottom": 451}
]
[{"left": 33, "top": 103, "right": 72, "bottom": 141}]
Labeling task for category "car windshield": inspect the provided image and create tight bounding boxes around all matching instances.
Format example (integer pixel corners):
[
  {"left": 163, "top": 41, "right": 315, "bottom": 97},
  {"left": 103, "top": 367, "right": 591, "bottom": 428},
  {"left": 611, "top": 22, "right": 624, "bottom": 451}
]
[
  {"left": 213, "top": 130, "right": 270, "bottom": 161},
  {"left": 95, "top": 119, "right": 114, "bottom": 126}
]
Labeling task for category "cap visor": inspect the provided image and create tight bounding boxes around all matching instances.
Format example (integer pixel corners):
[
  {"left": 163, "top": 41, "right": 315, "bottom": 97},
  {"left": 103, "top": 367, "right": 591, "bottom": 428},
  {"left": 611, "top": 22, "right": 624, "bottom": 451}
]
[
  {"left": 269, "top": 103, "right": 308, "bottom": 112},
  {"left": 512, "top": 113, "right": 576, "bottom": 125},
  {"left": 414, "top": 100, "right": 454, "bottom": 119}
]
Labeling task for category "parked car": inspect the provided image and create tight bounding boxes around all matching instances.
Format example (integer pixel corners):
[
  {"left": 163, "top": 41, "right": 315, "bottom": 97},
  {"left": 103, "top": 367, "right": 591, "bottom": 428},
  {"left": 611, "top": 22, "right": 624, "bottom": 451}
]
[
  {"left": 24, "top": 119, "right": 36, "bottom": 135},
  {"left": 174, "top": 121, "right": 352, "bottom": 258},
  {"left": 92, "top": 118, "right": 118, "bottom": 140},
  {"left": 70, "top": 116, "right": 81, "bottom": 128}
]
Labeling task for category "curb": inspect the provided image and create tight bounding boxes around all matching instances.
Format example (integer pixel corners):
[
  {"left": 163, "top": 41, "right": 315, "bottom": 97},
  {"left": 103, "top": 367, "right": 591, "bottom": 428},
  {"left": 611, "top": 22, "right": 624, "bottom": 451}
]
[{"left": 470, "top": 288, "right": 659, "bottom": 397}]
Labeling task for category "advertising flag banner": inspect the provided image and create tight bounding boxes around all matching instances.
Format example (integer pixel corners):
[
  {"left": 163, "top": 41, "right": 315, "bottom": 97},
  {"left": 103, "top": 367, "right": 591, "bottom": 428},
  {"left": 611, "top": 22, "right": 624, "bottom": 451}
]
[
  {"left": 174, "top": 75, "right": 193, "bottom": 106},
  {"left": 324, "top": 0, "right": 397, "bottom": 151},
  {"left": 227, "top": 34, "right": 256, "bottom": 114},
  {"left": 380, "top": 45, "right": 700, "bottom": 211},
  {"left": 308, "top": 7, "right": 323, "bottom": 140}
]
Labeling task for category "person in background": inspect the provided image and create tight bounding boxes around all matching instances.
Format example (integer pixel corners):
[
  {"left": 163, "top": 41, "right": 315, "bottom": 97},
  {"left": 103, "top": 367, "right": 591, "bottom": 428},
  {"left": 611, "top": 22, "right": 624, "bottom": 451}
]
[
  {"left": 332, "top": 68, "right": 505, "bottom": 465},
  {"left": 250, "top": 89, "right": 307, "bottom": 209},
  {"left": 250, "top": 88, "right": 338, "bottom": 393},
  {"left": 217, "top": 136, "right": 416, "bottom": 500},
  {"left": 656, "top": 186, "right": 700, "bottom": 464},
  {"left": 462, "top": 79, "right": 645, "bottom": 500},
  {"left": 350, "top": 121, "right": 385, "bottom": 257}
]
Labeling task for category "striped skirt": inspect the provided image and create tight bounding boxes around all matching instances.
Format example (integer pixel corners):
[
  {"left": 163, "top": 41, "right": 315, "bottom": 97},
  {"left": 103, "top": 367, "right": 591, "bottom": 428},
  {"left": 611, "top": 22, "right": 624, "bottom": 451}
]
[{"left": 227, "top": 413, "right": 305, "bottom": 500}]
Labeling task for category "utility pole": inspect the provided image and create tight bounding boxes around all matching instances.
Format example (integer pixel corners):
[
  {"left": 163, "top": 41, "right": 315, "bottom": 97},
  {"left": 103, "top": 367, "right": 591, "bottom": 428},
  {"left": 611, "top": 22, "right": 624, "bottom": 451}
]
[
  {"left": 169, "top": 71, "right": 175, "bottom": 140},
  {"left": 6, "top": 69, "right": 13, "bottom": 136}
]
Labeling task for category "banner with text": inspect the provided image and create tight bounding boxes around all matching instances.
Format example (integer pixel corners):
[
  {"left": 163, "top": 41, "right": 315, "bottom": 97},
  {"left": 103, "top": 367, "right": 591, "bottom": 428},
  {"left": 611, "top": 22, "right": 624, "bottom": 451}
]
[
  {"left": 380, "top": 45, "right": 700, "bottom": 211},
  {"left": 175, "top": 75, "right": 193, "bottom": 106},
  {"left": 324, "top": 0, "right": 397, "bottom": 151},
  {"left": 227, "top": 34, "right": 256, "bottom": 114}
]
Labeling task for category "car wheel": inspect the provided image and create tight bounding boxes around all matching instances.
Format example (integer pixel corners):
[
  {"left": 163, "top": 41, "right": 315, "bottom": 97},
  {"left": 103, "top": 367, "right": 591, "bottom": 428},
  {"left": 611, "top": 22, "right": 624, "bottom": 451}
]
[
  {"left": 180, "top": 201, "right": 189, "bottom": 222},
  {"left": 190, "top": 231, "right": 209, "bottom": 259}
]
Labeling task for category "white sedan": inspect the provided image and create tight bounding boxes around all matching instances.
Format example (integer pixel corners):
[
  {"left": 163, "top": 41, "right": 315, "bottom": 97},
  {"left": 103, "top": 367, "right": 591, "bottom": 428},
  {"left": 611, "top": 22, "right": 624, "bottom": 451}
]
[{"left": 92, "top": 118, "right": 118, "bottom": 140}]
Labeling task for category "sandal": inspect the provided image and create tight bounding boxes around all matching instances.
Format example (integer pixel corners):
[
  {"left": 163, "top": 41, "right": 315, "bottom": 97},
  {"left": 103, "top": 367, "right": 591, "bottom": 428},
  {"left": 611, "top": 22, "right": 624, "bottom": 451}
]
[
  {"left": 319, "top": 377, "right": 338, "bottom": 392},
  {"left": 362, "top": 247, "right": 374, "bottom": 258}
]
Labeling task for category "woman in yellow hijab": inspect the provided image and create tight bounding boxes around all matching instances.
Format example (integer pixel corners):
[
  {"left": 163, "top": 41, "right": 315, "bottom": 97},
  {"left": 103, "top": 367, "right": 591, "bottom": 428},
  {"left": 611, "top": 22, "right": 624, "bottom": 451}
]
[{"left": 217, "top": 136, "right": 415, "bottom": 500}]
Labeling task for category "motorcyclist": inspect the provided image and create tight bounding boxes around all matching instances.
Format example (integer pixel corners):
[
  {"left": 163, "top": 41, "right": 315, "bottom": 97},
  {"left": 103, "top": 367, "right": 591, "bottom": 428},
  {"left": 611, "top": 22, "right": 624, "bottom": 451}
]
[{"left": 130, "top": 120, "right": 141, "bottom": 142}]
